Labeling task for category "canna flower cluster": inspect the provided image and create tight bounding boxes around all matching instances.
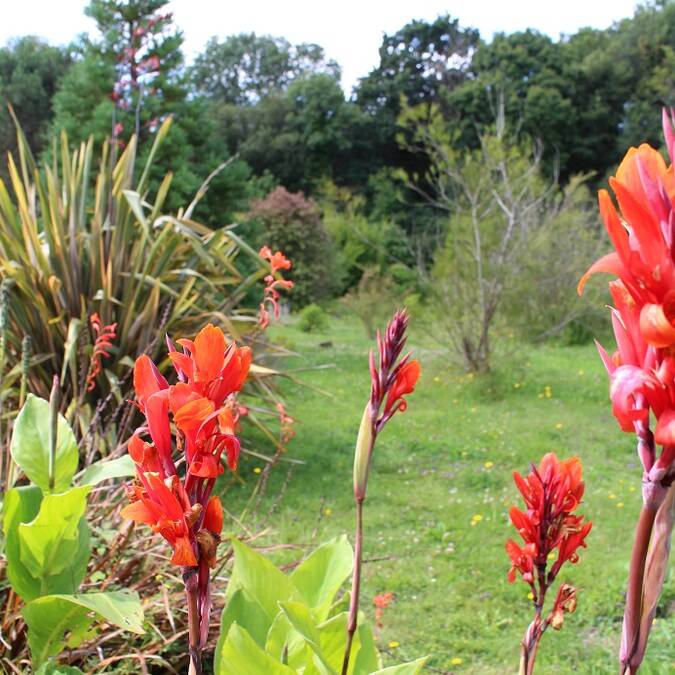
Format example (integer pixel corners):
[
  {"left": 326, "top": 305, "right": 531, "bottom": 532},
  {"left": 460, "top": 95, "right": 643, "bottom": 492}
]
[
  {"left": 122, "top": 324, "right": 250, "bottom": 564},
  {"left": 506, "top": 454, "right": 591, "bottom": 592},
  {"left": 579, "top": 109, "right": 675, "bottom": 674},
  {"left": 578, "top": 108, "right": 675, "bottom": 488},
  {"left": 86, "top": 313, "right": 117, "bottom": 392},
  {"left": 353, "top": 309, "right": 421, "bottom": 500},
  {"left": 121, "top": 323, "right": 250, "bottom": 672},
  {"left": 506, "top": 454, "right": 591, "bottom": 675},
  {"left": 257, "top": 246, "right": 293, "bottom": 329},
  {"left": 373, "top": 591, "right": 394, "bottom": 629},
  {"left": 344, "top": 309, "right": 420, "bottom": 675}
]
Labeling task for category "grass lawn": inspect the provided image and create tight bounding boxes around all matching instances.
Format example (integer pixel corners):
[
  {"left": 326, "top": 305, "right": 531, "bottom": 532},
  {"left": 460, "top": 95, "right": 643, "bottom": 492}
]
[{"left": 229, "top": 314, "right": 674, "bottom": 674}]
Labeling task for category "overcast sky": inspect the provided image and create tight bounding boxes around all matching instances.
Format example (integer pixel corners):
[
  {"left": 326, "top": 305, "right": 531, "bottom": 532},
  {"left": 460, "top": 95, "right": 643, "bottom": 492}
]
[{"left": 2, "top": 0, "right": 640, "bottom": 93}]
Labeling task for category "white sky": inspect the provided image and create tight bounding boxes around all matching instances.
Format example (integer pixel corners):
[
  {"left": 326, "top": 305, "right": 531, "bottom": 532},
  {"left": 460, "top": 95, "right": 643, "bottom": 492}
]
[{"left": 2, "top": 0, "right": 640, "bottom": 93}]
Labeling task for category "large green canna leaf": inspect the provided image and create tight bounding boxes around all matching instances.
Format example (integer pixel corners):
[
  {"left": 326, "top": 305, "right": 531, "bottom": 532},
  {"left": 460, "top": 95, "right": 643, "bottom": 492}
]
[
  {"left": 78, "top": 454, "right": 135, "bottom": 486},
  {"left": 3, "top": 485, "right": 43, "bottom": 600},
  {"left": 217, "top": 623, "right": 295, "bottom": 675},
  {"left": 290, "top": 535, "right": 353, "bottom": 620},
  {"left": 10, "top": 394, "right": 79, "bottom": 493},
  {"left": 18, "top": 486, "right": 91, "bottom": 597},
  {"left": 23, "top": 591, "right": 144, "bottom": 669},
  {"left": 279, "top": 601, "right": 334, "bottom": 675},
  {"left": 227, "top": 539, "right": 297, "bottom": 623},
  {"left": 215, "top": 587, "right": 270, "bottom": 663}
]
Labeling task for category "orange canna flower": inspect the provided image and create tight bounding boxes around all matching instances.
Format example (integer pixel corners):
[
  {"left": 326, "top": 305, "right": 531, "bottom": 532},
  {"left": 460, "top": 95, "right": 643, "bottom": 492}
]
[
  {"left": 121, "top": 472, "right": 196, "bottom": 566},
  {"left": 506, "top": 454, "right": 591, "bottom": 587}
]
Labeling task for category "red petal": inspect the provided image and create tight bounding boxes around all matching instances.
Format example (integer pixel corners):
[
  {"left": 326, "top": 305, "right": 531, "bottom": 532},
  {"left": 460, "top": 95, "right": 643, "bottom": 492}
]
[
  {"left": 171, "top": 536, "right": 197, "bottom": 566},
  {"left": 194, "top": 324, "right": 226, "bottom": 382},
  {"left": 204, "top": 496, "right": 223, "bottom": 534}
]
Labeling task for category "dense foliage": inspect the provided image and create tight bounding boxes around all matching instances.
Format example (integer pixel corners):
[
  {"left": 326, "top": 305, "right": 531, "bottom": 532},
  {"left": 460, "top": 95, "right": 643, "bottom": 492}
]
[{"left": 1, "top": 2, "right": 673, "bottom": 354}]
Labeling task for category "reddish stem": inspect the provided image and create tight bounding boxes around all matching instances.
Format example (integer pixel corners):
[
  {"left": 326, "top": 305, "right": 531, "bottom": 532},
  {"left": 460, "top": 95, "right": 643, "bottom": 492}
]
[
  {"left": 183, "top": 567, "right": 202, "bottom": 675},
  {"left": 620, "top": 502, "right": 658, "bottom": 674},
  {"left": 342, "top": 497, "right": 364, "bottom": 675}
]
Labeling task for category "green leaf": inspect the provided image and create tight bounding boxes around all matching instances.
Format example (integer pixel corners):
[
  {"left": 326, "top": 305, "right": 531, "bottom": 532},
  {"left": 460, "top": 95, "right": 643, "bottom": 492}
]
[
  {"left": 280, "top": 601, "right": 336, "bottom": 674},
  {"left": 78, "top": 455, "right": 135, "bottom": 485},
  {"left": 3, "top": 486, "right": 42, "bottom": 600},
  {"left": 11, "top": 394, "right": 79, "bottom": 493},
  {"left": 309, "top": 612, "right": 375, "bottom": 675},
  {"left": 353, "top": 621, "right": 381, "bottom": 674},
  {"left": 290, "top": 535, "right": 353, "bottom": 620},
  {"left": 23, "top": 591, "right": 144, "bottom": 669},
  {"left": 215, "top": 587, "right": 270, "bottom": 667},
  {"left": 370, "top": 658, "right": 428, "bottom": 674},
  {"left": 265, "top": 608, "right": 307, "bottom": 666},
  {"left": 228, "top": 539, "right": 297, "bottom": 623},
  {"left": 217, "top": 623, "right": 295, "bottom": 675},
  {"left": 18, "top": 486, "right": 91, "bottom": 596}
]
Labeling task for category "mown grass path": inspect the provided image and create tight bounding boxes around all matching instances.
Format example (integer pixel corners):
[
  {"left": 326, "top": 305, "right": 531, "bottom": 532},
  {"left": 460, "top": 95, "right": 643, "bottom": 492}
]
[{"left": 232, "top": 316, "right": 674, "bottom": 674}]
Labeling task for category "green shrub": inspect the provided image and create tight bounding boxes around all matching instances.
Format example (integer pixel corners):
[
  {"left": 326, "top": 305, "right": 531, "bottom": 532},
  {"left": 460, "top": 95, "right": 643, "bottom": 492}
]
[
  {"left": 0, "top": 118, "right": 280, "bottom": 453},
  {"left": 247, "top": 186, "right": 340, "bottom": 306},
  {"left": 297, "top": 303, "right": 328, "bottom": 332}
]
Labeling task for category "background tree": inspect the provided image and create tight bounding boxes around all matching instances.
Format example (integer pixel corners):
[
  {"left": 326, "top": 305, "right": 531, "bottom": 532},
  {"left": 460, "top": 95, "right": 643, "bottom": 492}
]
[
  {"left": 355, "top": 15, "right": 479, "bottom": 172},
  {"left": 400, "top": 102, "right": 601, "bottom": 371},
  {"left": 0, "top": 37, "right": 70, "bottom": 180},
  {"left": 51, "top": 0, "right": 250, "bottom": 224},
  {"left": 189, "top": 33, "right": 339, "bottom": 104}
]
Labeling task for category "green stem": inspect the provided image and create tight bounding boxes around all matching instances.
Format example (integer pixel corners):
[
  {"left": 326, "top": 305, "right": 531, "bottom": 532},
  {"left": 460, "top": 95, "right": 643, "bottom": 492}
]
[{"left": 48, "top": 376, "right": 59, "bottom": 492}]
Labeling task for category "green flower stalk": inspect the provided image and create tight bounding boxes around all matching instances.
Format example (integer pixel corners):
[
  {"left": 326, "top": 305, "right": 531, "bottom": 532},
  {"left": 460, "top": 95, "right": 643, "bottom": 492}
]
[{"left": 342, "top": 309, "right": 420, "bottom": 675}]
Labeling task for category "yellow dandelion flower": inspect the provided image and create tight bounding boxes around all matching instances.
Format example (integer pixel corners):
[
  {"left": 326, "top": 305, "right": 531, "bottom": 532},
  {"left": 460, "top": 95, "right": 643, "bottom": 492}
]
[
  {"left": 617, "top": 502, "right": 624, "bottom": 508},
  {"left": 324, "top": 507, "right": 333, "bottom": 516},
  {"left": 253, "top": 467, "right": 262, "bottom": 474},
  {"left": 555, "top": 423, "right": 563, "bottom": 430},
  {"left": 388, "top": 641, "right": 400, "bottom": 649},
  {"left": 547, "top": 552, "right": 555, "bottom": 560},
  {"left": 451, "top": 657, "right": 463, "bottom": 665},
  {"left": 609, "top": 493, "right": 616, "bottom": 500},
  {"left": 484, "top": 461, "right": 494, "bottom": 469},
  {"left": 527, "top": 592, "right": 534, "bottom": 600}
]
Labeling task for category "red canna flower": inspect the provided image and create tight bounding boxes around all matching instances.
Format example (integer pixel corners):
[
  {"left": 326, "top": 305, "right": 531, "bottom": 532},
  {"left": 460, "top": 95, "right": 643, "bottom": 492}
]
[
  {"left": 507, "top": 454, "right": 591, "bottom": 674},
  {"left": 257, "top": 245, "right": 294, "bottom": 328},
  {"left": 344, "top": 309, "right": 420, "bottom": 675},
  {"left": 579, "top": 109, "right": 675, "bottom": 483},
  {"left": 506, "top": 453, "right": 591, "bottom": 591},
  {"left": 121, "top": 472, "right": 196, "bottom": 566},
  {"left": 578, "top": 109, "right": 675, "bottom": 674},
  {"left": 373, "top": 592, "right": 394, "bottom": 629},
  {"left": 122, "top": 323, "right": 251, "bottom": 671},
  {"left": 85, "top": 313, "right": 117, "bottom": 392}
]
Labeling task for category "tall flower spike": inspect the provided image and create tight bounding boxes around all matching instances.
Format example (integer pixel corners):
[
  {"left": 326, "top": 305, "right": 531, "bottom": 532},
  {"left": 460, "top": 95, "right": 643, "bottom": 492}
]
[
  {"left": 258, "top": 246, "right": 294, "bottom": 329},
  {"left": 86, "top": 313, "right": 117, "bottom": 392},
  {"left": 343, "top": 309, "right": 420, "bottom": 675},
  {"left": 579, "top": 108, "right": 675, "bottom": 674},
  {"left": 122, "top": 322, "right": 249, "bottom": 675},
  {"left": 507, "top": 454, "right": 591, "bottom": 675}
]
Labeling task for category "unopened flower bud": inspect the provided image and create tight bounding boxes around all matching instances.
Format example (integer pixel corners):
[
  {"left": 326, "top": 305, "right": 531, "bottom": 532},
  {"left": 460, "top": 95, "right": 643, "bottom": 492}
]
[{"left": 353, "top": 404, "right": 374, "bottom": 501}]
